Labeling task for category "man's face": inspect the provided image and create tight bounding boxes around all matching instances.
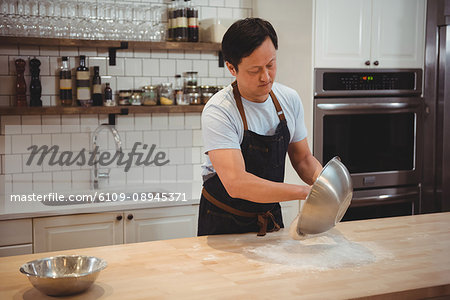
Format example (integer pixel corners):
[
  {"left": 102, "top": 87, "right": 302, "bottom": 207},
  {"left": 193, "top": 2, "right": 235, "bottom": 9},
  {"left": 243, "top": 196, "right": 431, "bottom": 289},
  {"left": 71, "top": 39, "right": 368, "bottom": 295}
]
[{"left": 226, "top": 37, "right": 277, "bottom": 102}]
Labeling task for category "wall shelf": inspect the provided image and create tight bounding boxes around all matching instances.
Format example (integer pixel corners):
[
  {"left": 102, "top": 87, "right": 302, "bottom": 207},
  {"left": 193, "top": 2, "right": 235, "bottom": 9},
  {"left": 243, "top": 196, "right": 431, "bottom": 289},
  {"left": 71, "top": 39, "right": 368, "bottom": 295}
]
[
  {"left": 0, "top": 105, "right": 204, "bottom": 115},
  {"left": 0, "top": 36, "right": 221, "bottom": 52}
]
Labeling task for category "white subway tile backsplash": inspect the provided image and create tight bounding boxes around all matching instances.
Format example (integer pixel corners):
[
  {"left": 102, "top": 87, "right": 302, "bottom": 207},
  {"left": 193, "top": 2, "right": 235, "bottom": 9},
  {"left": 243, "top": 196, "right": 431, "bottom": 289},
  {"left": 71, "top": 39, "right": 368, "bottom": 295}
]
[
  {"left": 21, "top": 115, "right": 42, "bottom": 134},
  {"left": 168, "top": 50, "right": 185, "bottom": 59},
  {"left": 0, "top": 95, "right": 10, "bottom": 106},
  {"left": 208, "top": 60, "right": 224, "bottom": 77},
  {"left": 60, "top": 47, "right": 79, "bottom": 57},
  {"left": 241, "top": 0, "right": 252, "bottom": 9},
  {"left": 168, "top": 148, "right": 185, "bottom": 165},
  {"left": 0, "top": 56, "right": 9, "bottom": 75},
  {"left": 125, "top": 131, "right": 143, "bottom": 149},
  {"left": 193, "top": 60, "right": 208, "bottom": 77},
  {"left": 160, "top": 130, "right": 176, "bottom": 147},
  {"left": 52, "top": 133, "right": 71, "bottom": 151},
  {"left": 177, "top": 130, "right": 193, "bottom": 147},
  {"left": 192, "top": 129, "right": 203, "bottom": 147},
  {"left": 225, "top": 0, "right": 240, "bottom": 8},
  {"left": 31, "top": 134, "right": 52, "bottom": 148},
  {"left": 80, "top": 115, "right": 99, "bottom": 132},
  {"left": 168, "top": 113, "right": 184, "bottom": 130},
  {"left": 0, "top": 45, "right": 18, "bottom": 55},
  {"left": 12, "top": 173, "right": 32, "bottom": 193},
  {"left": 19, "top": 45, "right": 39, "bottom": 56},
  {"left": 11, "top": 135, "right": 31, "bottom": 154},
  {"left": 151, "top": 50, "right": 168, "bottom": 59},
  {"left": 125, "top": 58, "right": 143, "bottom": 76},
  {"left": 0, "top": 76, "right": 16, "bottom": 95},
  {"left": 134, "top": 49, "right": 151, "bottom": 58},
  {"left": 201, "top": 6, "right": 218, "bottom": 19},
  {"left": 152, "top": 113, "right": 169, "bottom": 130},
  {"left": 33, "top": 172, "right": 53, "bottom": 193},
  {"left": 52, "top": 171, "right": 72, "bottom": 192},
  {"left": 41, "top": 76, "right": 57, "bottom": 96},
  {"left": 185, "top": 51, "right": 201, "bottom": 60},
  {"left": 2, "top": 115, "right": 21, "bottom": 135},
  {"left": 89, "top": 57, "right": 108, "bottom": 76},
  {"left": 42, "top": 115, "right": 61, "bottom": 133},
  {"left": 116, "top": 76, "right": 134, "bottom": 90},
  {"left": 40, "top": 46, "right": 59, "bottom": 56},
  {"left": 199, "top": 77, "right": 217, "bottom": 86},
  {"left": 117, "top": 49, "right": 134, "bottom": 58},
  {"left": 0, "top": 135, "right": 6, "bottom": 155},
  {"left": 79, "top": 48, "right": 98, "bottom": 57},
  {"left": 200, "top": 51, "right": 218, "bottom": 61},
  {"left": 160, "top": 165, "right": 177, "bottom": 182},
  {"left": 134, "top": 77, "right": 152, "bottom": 90},
  {"left": 191, "top": 147, "right": 202, "bottom": 164},
  {"left": 218, "top": 7, "right": 233, "bottom": 18},
  {"left": 209, "top": 0, "right": 225, "bottom": 6},
  {"left": 4, "top": 154, "right": 22, "bottom": 174},
  {"left": 71, "top": 133, "right": 90, "bottom": 151},
  {"left": 61, "top": 115, "right": 80, "bottom": 133},
  {"left": 217, "top": 77, "right": 233, "bottom": 86},
  {"left": 134, "top": 114, "right": 151, "bottom": 130},
  {"left": 176, "top": 59, "right": 193, "bottom": 75},
  {"left": 177, "top": 164, "right": 193, "bottom": 181},
  {"left": 185, "top": 113, "right": 201, "bottom": 129},
  {"left": 22, "top": 153, "right": 43, "bottom": 173},
  {"left": 107, "top": 57, "right": 125, "bottom": 76},
  {"left": 143, "top": 59, "right": 160, "bottom": 77},
  {"left": 160, "top": 59, "right": 176, "bottom": 77},
  {"left": 71, "top": 170, "right": 91, "bottom": 191},
  {"left": 144, "top": 165, "right": 160, "bottom": 183},
  {"left": 143, "top": 131, "right": 159, "bottom": 146},
  {"left": 117, "top": 114, "right": 135, "bottom": 131},
  {"left": 126, "top": 167, "right": 144, "bottom": 185},
  {"left": 233, "top": 8, "right": 250, "bottom": 18},
  {"left": 41, "top": 152, "right": 62, "bottom": 172}
]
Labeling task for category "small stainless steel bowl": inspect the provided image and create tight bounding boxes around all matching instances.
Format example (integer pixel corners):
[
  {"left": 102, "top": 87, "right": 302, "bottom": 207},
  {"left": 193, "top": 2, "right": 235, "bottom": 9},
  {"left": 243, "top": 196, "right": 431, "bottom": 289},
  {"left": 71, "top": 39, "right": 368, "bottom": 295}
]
[
  {"left": 19, "top": 255, "right": 107, "bottom": 296},
  {"left": 296, "top": 156, "right": 353, "bottom": 236}
]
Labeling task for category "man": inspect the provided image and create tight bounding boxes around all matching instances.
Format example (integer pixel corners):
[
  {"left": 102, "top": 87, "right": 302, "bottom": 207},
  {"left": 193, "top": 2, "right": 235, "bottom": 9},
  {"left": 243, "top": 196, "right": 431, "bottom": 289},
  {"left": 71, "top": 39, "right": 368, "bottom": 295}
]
[{"left": 198, "top": 18, "right": 322, "bottom": 237}]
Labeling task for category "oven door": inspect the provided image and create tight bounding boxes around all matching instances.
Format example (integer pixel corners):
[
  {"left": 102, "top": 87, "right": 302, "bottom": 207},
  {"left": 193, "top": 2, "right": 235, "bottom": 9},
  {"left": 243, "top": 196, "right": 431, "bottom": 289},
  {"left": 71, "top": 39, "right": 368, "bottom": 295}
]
[{"left": 314, "top": 97, "right": 423, "bottom": 189}]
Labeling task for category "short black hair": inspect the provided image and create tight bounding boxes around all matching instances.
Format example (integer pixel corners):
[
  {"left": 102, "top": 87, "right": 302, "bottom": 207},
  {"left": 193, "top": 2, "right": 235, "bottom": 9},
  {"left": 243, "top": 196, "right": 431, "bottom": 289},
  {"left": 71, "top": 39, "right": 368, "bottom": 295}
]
[{"left": 221, "top": 18, "right": 278, "bottom": 71}]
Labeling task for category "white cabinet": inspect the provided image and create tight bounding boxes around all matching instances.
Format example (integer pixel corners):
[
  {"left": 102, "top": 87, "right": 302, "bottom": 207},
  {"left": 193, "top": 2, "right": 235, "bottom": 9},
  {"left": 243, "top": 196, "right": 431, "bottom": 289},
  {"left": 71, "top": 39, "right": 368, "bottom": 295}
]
[
  {"left": 33, "top": 212, "right": 124, "bottom": 253},
  {"left": 33, "top": 205, "right": 199, "bottom": 253},
  {"left": 0, "top": 219, "right": 33, "bottom": 257},
  {"left": 314, "top": 0, "right": 426, "bottom": 68},
  {"left": 124, "top": 206, "right": 198, "bottom": 243}
]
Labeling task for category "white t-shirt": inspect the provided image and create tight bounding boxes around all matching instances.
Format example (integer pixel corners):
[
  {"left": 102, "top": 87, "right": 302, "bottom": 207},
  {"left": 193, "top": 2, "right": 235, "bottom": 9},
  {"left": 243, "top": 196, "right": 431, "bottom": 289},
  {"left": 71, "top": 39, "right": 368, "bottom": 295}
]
[{"left": 201, "top": 82, "right": 307, "bottom": 178}]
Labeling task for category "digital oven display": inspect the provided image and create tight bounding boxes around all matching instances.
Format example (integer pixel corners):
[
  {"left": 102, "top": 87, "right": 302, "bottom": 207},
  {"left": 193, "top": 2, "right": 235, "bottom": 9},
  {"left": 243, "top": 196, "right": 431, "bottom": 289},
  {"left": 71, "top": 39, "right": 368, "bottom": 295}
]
[{"left": 323, "top": 72, "right": 416, "bottom": 91}]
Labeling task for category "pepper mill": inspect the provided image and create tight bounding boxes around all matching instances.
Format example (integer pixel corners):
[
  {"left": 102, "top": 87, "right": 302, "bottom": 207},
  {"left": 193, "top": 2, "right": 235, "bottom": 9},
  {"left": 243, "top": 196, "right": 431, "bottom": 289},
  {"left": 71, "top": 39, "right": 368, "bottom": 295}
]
[
  {"left": 29, "top": 57, "right": 42, "bottom": 107},
  {"left": 14, "top": 59, "right": 27, "bottom": 107}
]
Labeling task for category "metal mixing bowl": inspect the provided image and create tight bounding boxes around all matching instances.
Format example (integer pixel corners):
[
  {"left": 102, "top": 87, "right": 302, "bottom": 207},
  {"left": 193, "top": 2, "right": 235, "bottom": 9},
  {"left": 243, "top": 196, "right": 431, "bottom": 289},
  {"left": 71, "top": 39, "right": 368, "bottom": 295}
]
[
  {"left": 296, "top": 156, "right": 353, "bottom": 236},
  {"left": 19, "top": 255, "right": 107, "bottom": 296}
]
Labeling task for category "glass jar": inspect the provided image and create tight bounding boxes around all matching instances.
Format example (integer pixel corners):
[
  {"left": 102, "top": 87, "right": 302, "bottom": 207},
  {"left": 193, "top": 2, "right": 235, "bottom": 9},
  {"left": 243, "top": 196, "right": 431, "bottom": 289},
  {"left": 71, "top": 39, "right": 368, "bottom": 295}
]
[
  {"left": 118, "top": 89, "right": 132, "bottom": 105},
  {"left": 183, "top": 71, "right": 198, "bottom": 87},
  {"left": 159, "top": 82, "right": 174, "bottom": 105},
  {"left": 142, "top": 85, "right": 158, "bottom": 106},
  {"left": 130, "top": 90, "right": 143, "bottom": 105},
  {"left": 185, "top": 85, "right": 201, "bottom": 105},
  {"left": 200, "top": 85, "right": 215, "bottom": 104}
]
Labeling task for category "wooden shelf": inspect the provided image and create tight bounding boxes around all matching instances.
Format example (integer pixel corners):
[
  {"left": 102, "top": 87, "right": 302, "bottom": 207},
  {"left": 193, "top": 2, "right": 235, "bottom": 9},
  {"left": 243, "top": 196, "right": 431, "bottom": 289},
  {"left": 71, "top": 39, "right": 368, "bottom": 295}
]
[
  {"left": 0, "top": 36, "right": 221, "bottom": 52},
  {"left": 0, "top": 105, "right": 204, "bottom": 115}
]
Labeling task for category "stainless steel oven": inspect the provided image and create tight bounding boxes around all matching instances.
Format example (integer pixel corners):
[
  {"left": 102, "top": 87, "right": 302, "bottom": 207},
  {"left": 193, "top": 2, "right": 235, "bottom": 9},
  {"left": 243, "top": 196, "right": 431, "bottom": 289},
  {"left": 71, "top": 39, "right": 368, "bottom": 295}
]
[{"left": 313, "top": 69, "right": 424, "bottom": 220}]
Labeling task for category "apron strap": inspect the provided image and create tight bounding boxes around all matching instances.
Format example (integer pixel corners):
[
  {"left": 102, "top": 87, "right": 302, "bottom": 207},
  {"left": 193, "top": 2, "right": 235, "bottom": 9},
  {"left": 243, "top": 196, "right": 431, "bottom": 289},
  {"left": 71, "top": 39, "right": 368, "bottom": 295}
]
[
  {"left": 202, "top": 188, "right": 281, "bottom": 236},
  {"left": 231, "top": 81, "right": 286, "bottom": 131}
]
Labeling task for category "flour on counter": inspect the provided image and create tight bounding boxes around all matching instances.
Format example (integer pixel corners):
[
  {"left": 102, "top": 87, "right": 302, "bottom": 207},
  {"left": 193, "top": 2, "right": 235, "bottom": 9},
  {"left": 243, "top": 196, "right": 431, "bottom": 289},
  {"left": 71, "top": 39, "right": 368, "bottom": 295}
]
[{"left": 243, "top": 231, "right": 391, "bottom": 273}]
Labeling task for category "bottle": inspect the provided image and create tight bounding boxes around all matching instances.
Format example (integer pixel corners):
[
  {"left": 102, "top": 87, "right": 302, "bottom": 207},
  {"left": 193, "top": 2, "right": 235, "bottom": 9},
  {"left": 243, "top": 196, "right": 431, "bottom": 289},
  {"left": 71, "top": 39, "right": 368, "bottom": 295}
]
[
  {"left": 174, "top": 74, "right": 188, "bottom": 105},
  {"left": 167, "top": 0, "right": 176, "bottom": 41},
  {"left": 29, "top": 57, "right": 43, "bottom": 107},
  {"left": 175, "top": 0, "right": 188, "bottom": 41},
  {"left": 59, "top": 56, "right": 72, "bottom": 106},
  {"left": 104, "top": 82, "right": 115, "bottom": 106},
  {"left": 76, "top": 55, "right": 91, "bottom": 107},
  {"left": 92, "top": 66, "right": 102, "bottom": 106},
  {"left": 186, "top": 0, "right": 198, "bottom": 42}
]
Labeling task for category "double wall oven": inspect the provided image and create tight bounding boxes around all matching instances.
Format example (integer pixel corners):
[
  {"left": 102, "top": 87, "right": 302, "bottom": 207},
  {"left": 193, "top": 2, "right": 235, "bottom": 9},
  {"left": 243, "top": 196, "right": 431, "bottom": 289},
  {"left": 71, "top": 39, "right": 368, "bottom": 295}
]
[{"left": 313, "top": 69, "right": 423, "bottom": 220}]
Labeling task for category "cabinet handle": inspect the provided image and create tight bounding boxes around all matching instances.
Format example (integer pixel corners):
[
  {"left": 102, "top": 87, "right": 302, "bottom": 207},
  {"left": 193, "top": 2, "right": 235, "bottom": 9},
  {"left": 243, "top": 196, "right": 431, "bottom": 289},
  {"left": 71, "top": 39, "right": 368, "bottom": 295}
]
[
  {"left": 127, "top": 214, "right": 134, "bottom": 220},
  {"left": 365, "top": 60, "right": 370, "bottom": 66},
  {"left": 116, "top": 215, "right": 123, "bottom": 221},
  {"left": 373, "top": 60, "right": 379, "bottom": 66}
]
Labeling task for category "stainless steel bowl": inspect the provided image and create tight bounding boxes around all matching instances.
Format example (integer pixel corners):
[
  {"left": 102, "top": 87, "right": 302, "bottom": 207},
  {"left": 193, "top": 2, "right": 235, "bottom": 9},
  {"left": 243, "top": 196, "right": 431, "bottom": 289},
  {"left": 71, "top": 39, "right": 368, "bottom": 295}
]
[
  {"left": 19, "top": 255, "right": 107, "bottom": 296},
  {"left": 296, "top": 156, "right": 353, "bottom": 236}
]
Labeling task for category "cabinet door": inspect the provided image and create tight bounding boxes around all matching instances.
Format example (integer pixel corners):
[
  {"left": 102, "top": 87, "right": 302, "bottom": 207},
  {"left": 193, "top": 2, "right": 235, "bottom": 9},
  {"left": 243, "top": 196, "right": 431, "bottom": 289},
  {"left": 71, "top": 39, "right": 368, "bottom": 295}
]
[
  {"left": 371, "top": 0, "right": 426, "bottom": 68},
  {"left": 315, "top": 0, "right": 372, "bottom": 68},
  {"left": 124, "top": 205, "right": 198, "bottom": 243},
  {"left": 33, "top": 213, "right": 124, "bottom": 253},
  {"left": 0, "top": 244, "right": 33, "bottom": 257}
]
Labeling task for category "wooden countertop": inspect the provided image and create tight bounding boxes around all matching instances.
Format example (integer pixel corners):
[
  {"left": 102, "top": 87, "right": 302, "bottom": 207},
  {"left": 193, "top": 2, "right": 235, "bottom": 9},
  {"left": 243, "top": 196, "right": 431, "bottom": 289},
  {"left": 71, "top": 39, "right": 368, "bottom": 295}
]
[{"left": 1, "top": 212, "right": 449, "bottom": 299}]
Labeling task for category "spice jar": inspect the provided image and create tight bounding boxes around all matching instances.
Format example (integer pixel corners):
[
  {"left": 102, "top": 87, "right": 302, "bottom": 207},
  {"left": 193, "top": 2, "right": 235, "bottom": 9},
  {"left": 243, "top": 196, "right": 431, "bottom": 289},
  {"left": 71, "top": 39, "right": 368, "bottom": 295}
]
[
  {"left": 185, "top": 85, "right": 201, "bottom": 105},
  {"left": 159, "top": 83, "right": 174, "bottom": 105},
  {"left": 183, "top": 71, "right": 198, "bottom": 87},
  {"left": 130, "top": 90, "right": 143, "bottom": 105},
  {"left": 142, "top": 85, "right": 158, "bottom": 106},
  {"left": 200, "top": 85, "right": 215, "bottom": 104},
  {"left": 118, "top": 90, "right": 132, "bottom": 105}
]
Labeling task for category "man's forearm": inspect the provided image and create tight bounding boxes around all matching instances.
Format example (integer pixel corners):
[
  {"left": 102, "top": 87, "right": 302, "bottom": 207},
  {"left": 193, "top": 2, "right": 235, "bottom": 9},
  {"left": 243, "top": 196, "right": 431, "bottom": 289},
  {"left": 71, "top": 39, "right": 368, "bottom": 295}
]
[{"left": 293, "top": 154, "right": 322, "bottom": 185}]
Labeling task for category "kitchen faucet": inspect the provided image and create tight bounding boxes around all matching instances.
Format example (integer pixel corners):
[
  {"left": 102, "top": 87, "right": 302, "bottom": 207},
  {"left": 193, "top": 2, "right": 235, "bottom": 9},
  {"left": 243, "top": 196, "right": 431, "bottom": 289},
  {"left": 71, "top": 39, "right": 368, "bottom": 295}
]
[{"left": 92, "top": 124, "right": 122, "bottom": 189}]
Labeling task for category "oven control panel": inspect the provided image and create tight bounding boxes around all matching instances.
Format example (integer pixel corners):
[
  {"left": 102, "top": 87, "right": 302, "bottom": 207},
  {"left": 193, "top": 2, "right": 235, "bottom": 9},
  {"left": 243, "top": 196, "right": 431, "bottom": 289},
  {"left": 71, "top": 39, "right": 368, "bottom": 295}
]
[{"left": 323, "top": 72, "right": 416, "bottom": 91}]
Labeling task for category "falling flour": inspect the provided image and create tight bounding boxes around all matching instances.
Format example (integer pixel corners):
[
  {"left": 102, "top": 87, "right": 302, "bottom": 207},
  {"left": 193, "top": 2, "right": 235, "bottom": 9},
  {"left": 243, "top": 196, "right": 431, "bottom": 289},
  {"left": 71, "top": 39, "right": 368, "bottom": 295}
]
[{"left": 243, "top": 231, "right": 392, "bottom": 273}]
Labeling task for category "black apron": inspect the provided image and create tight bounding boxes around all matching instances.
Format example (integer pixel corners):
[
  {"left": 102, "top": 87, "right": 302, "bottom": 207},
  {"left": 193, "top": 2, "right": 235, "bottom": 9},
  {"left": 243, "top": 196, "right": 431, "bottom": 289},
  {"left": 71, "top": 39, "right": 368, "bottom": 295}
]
[{"left": 197, "top": 81, "right": 290, "bottom": 236}]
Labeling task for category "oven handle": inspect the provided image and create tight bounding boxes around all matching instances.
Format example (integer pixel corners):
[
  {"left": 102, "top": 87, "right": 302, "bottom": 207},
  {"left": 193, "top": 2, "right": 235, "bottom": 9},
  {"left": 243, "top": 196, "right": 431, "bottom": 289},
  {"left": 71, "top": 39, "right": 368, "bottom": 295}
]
[
  {"left": 351, "top": 190, "right": 418, "bottom": 207},
  {"left": 317, "top": 102, "right": 420, "bottom": 110}
]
